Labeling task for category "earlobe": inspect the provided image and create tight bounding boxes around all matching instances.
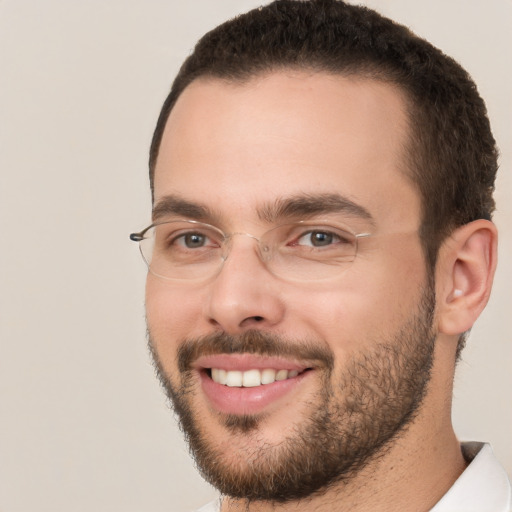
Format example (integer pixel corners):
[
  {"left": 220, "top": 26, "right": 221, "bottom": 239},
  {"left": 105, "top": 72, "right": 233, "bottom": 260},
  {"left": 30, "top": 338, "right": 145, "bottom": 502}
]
[{"left": 437, "top": 220, "right": 498, "bottom": 335}]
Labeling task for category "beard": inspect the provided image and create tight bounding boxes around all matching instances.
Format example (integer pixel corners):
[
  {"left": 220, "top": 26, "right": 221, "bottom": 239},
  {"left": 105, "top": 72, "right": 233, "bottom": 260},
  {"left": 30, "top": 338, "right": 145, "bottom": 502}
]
[{"left": 148, "top": 284, "right": 436, "bottom": 505}]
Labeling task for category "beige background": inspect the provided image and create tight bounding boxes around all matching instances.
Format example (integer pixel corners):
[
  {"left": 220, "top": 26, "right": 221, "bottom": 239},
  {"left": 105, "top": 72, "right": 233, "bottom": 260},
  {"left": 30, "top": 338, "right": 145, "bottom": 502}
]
[{"left": 0, "top": 1, "right": 510, "bottom": 511}]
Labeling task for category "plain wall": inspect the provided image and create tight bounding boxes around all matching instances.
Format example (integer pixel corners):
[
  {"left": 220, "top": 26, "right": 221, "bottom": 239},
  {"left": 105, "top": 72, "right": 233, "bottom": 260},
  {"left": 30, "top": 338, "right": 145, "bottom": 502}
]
[{"left": 0, "top": 1, "right": 510, "bottom": 511}]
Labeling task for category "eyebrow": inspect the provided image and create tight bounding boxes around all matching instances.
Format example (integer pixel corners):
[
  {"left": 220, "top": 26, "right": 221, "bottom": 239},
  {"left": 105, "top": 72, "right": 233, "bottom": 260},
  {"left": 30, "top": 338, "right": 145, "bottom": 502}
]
[
  {"left": 152, "top": 194, "right": 217, "bottom": 222},
  {"left": 152, "top": 192, "right": 374, "bottom": 225},
  {"left": 258, "top": 193, "right": 375, "bottom": 225}
]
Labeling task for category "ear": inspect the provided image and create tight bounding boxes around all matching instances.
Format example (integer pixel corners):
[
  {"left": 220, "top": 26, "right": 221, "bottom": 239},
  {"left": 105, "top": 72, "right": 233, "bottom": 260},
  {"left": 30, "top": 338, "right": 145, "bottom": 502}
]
[{"left": 436, "top": 220, "right": 498, "bottom": 335}]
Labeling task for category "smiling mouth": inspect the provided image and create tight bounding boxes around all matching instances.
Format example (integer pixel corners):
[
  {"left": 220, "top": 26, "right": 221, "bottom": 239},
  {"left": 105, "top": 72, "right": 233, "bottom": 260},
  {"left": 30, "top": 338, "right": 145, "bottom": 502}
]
[
  {"left": 206, "top": 367, "right": 312, "bottom": 387},
  {"left": 196, "top": 356, "right": 316, "bottom": 415}
]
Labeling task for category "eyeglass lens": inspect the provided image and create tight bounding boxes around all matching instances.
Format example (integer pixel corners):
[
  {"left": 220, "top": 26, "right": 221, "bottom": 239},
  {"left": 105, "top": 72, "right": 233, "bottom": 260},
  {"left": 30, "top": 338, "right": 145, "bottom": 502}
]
[{"left": 137, "top": 220, "right": 361, "bottom": 282}]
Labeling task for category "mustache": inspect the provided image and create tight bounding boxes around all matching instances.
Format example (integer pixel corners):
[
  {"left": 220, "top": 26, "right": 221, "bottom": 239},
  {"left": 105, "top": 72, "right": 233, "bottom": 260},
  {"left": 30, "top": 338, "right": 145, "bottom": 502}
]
[{"left": 176, "top": 330, "right": 334, "bottom": 374}]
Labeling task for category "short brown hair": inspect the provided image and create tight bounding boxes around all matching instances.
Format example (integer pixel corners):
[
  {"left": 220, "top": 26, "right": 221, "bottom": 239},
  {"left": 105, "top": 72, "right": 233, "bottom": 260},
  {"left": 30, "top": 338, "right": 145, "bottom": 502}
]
[{"left": 149, "top": 0, "right": 498, "bottom": 270}]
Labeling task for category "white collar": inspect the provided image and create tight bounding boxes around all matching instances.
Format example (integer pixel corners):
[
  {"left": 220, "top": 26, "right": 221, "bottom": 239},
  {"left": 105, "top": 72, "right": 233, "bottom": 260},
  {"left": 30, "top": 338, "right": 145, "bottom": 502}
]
[{"left": 431, "top": 442, "right": 511, "bottom": 511}]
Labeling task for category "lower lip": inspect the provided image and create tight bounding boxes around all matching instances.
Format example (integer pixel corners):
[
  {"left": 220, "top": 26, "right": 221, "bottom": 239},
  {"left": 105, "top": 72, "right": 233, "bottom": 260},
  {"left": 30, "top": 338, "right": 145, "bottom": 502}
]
[{"left": 199, "top": 370, "right": 311, "bottom": 415}]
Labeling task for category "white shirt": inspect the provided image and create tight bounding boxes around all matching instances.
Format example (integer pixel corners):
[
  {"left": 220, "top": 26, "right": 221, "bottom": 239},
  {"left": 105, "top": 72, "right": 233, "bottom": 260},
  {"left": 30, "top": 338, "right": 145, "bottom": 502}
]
[
  {"left": 194, "top": 442, "right": 511, "bottom": 512},
  {"left": 431, "top": 442, "right": 511, "bottom": 511}
]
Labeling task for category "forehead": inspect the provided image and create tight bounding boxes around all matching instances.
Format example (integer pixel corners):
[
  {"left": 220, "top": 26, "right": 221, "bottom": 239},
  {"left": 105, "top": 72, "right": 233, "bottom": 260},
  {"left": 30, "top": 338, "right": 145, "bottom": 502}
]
[{"left": 154, "top": 71, "right": 420, "bottom": 230}]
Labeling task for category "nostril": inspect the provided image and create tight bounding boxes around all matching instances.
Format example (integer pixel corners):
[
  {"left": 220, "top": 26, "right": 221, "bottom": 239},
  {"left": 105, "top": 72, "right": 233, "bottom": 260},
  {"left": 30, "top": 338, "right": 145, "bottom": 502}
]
[{"left": 253, "top": 316, "right": 264, "bottom": 322}]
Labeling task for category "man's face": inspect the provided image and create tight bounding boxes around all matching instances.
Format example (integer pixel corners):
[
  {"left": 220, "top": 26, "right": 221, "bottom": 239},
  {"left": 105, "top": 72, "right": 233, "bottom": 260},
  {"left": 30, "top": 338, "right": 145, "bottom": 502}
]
[{"left": 146, "top": 72, "right": 435, "bottom": 501}]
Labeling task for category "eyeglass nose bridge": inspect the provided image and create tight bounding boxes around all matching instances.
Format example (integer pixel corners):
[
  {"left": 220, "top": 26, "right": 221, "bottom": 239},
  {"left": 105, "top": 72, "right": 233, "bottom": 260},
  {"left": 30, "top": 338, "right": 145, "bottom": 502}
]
[{"left": 220, "top": 231, "right": 272, "bottom": 264}]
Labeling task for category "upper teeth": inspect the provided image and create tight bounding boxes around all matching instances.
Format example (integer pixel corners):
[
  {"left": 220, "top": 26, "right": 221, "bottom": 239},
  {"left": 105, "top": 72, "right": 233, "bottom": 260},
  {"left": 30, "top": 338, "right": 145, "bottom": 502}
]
[{"left": 211, "top": 368, "right": 300, "bottom": 387}]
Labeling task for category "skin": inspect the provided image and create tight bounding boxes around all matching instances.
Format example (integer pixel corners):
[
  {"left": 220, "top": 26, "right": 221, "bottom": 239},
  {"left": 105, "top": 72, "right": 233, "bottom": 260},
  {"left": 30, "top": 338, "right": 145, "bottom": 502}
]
[{"left": 146, "top": 71, "right": 497, "bottom": 511}]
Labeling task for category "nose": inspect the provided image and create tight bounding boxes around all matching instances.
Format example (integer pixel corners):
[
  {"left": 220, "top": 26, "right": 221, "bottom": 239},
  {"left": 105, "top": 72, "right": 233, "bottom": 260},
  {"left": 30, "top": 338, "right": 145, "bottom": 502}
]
[{"left": 204, "top": 236, "right": 286, "bottom": 334}]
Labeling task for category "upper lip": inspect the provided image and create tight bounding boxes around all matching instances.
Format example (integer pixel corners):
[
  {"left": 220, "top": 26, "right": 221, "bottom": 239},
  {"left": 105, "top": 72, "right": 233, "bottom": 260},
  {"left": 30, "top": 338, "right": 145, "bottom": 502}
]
[{"left": 193, "top": 353, "right": 313, "bottom": 372}]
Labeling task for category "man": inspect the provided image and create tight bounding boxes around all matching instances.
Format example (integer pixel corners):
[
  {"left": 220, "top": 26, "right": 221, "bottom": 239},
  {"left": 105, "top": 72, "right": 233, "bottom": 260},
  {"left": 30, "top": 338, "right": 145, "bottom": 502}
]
[{"left": 131, "top": 1, "right": 511, "bottom": 510}]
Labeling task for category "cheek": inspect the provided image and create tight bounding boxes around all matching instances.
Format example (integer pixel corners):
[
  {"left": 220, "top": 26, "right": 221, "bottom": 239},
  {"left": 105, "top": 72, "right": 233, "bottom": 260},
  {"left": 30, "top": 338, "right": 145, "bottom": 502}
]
[
  {"left": 145, "top": 276, "right": 207, "bottom": 364},
  {"left": 291, "top": 247, "right": 427, "bottom": 355}
]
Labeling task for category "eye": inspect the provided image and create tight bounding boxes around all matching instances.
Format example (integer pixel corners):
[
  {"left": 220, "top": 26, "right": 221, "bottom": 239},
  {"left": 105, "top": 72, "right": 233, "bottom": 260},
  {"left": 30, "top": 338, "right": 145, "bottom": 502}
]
[
  {"left": 152, "top": 222, "right": 223, "bottom": 262},
  {"left": 177, "top": 232, "right": 208, "bottom": 248},
  {"left": 173, "top": 231, "right": 216, "bottom": 249},
  {"left": 296, "top": 230, "right": 342, "bottom": 248}
]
